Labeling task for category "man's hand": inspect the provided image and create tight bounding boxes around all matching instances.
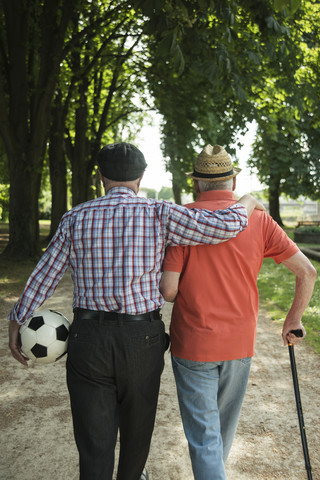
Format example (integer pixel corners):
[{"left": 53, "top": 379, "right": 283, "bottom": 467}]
[
  {"left": 9, "top": 321, "right": 28, "bottom": 366},
  {"left": 237, "top": 194, "right": 266, "bottom": 217},
  {"left": 282, "top": 316, "right": 306, "bottom": 347}
]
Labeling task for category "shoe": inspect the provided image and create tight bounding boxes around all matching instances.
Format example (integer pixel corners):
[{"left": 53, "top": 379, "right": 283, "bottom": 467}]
[{"left": 140, "top": 468, "right": 149, "bottom": 480}]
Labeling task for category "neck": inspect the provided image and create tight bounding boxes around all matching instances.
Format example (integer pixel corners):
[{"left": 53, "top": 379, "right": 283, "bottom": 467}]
[
  {"left": 105, "top": 182, "right": 139, "bottom": 194},
  {"left": 101, "top": 175, "right": 142, "bottom": 195}
]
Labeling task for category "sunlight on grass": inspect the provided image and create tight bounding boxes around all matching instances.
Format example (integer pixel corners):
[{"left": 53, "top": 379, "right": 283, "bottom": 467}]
[{"left": 0, "top": 277, "right": 17, "bottom": 285}]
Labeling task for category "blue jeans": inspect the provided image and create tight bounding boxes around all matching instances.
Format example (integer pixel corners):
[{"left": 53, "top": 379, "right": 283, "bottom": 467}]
[{"left": 172, "top": 355, "right": 252, "bottom": 480}]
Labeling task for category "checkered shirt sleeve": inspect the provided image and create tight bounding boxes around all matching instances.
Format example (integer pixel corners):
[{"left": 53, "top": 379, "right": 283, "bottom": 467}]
[{"left": 9, "top": 188, "right": 247, "bottom": 322}]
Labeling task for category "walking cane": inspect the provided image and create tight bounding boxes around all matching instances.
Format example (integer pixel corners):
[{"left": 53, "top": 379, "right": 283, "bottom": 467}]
[{"left": 288, "top": 329, "right": 313, "bottom": 480}]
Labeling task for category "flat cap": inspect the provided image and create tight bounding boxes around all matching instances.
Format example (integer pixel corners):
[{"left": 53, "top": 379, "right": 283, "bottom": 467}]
[{"left": 97, "top": 142, "right": 147, "bottom": 181}]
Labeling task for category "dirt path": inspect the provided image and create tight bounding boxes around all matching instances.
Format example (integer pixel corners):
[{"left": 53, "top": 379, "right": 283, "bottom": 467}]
[{"left": 1, "top": 272, "right": 319, "bottom": 479}]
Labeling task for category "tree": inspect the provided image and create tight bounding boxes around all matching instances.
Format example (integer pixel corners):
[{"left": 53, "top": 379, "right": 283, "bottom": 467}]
[
  {"left": 248, "top": 0, "right": 320, "bottom": 223},
  {"left": 0, "top": 0, "right": 83, "bottom": 258},
  {"left": 46, "top": 1, "right": 150, "bottom": 242},
  {"left": 136, "top": 0, "right": 300, "bottom": 203},
  {"left": 0, "top": 0, "right": 152, "bottom": 252},
  {"left": 158, "top": 186, "right": 174, "bottom": 201},
  {"left": 249, "top": 111, "right": 305, "bottom": 225},
  {"left": 64, "top": 5, "right": 148, "bottom": 207},
  {"left": 141, "top": 187, "right": 157, "bottom": 199},
  {"left": 294, "top": 1, "right": 320, "bottom": 198},
  {"left": 2, "top": 0, "right": 317, "bottom": 256},
  {"left": 48, "top": 90, "right": 69, "bottom": 238}
]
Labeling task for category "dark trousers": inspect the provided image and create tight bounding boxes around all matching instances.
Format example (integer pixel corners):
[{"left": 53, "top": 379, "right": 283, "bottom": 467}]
[{"left": 66, "top": 310, "right": 166, "bottom": 480}]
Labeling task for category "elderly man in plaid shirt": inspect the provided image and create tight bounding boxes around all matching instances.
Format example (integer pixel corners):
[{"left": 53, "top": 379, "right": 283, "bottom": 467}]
[{"left": 9, "top": 142, "right": 264, "bottom": 480}]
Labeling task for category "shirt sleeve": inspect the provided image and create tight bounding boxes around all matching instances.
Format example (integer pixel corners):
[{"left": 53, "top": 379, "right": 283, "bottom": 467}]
[
  {"left": 8, "top": 214, "right": 72, "bottom": 325},
  {"left": 166, "top": 202, "right": 248, "bottom": 246},
  {"left": 162, "top": 245, "right": 184, "bottom": 273},
  {"left": 263, "top": 215, "right": 299, "bottom": 263}
]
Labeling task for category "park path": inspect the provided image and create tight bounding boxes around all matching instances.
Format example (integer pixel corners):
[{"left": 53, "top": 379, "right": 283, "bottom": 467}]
[{"left": 0, "top": 271, "right": 319, "bottom": 479}]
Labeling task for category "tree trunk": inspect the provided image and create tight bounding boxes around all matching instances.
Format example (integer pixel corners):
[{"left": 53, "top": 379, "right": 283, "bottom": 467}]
[
  {"left": 0, "top": 0, "right": 80, "bottom": 258},
  {"left": 172, "top": 179, "right": 182, "bottom": 205},
  {"left": 4, "top": 151, "right": 42, "bottom": 259},
  {"left": 269, "top": 174, "right": 283, "bottom": 226},
  {"left": 70, "top": 79, "right": 92, "bottom": 206},
  {"left": 48, "top": 93, "right": 68, "bottom": 239}
]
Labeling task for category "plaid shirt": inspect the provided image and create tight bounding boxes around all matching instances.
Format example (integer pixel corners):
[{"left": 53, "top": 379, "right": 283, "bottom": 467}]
[{"left": 9, "top": 187, "right": 247, "bottom": 323}]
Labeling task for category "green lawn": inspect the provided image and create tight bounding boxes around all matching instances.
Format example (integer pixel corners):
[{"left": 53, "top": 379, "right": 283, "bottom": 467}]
[{"left": 257, "top": 256, "right": 320, "bottom": 354}]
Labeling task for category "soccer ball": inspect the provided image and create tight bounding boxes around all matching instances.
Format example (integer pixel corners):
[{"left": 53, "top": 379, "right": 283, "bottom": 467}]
[{"left": 19, "top": 309, "right": 70, "bottom": 364}]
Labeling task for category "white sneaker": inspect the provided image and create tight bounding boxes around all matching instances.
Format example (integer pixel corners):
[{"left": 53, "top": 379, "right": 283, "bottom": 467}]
[{"left": 140, "top": 468, "right": 149, "bottom": 480}]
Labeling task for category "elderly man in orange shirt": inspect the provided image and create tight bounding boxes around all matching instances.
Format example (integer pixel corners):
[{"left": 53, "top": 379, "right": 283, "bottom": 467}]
[{"left": 160, "top": 145, "right": 316, "bottom": 480}]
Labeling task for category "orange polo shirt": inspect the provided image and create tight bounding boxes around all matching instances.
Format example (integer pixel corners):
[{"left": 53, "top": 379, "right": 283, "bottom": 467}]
[{"left": 162, "top": 191, "right": 299, "bottom": 361}]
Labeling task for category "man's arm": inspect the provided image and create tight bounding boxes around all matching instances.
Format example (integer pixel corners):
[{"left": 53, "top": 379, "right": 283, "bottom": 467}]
[
  {"left": 167, "top": 194, "right": 265, "bottom": 247},
  {"left": 8, "top": 216, "right": 71, "bottom": 365},
  {"left": 160, "top": 271, "right": 181, "bottom": 302},
  {"left": 281, "top": 251, "right": 317, "bottom": 346},
  {"left": 160, "top": 195, "right": 265, "bottom": 300},
  {"left": 8, "top": 219, "right": 70, "bottom": 326},
  {"left": 9, "top": 321, "right": 28, "bottom": 366}
]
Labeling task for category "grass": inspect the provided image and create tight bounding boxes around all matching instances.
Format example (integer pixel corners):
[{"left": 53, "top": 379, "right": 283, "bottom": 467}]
[
  {"left": 1, "top": 221, "right": 319, "bottom": 354},
  {"left": 255, "top": 224, "right": 320, "bottom": 354},
  {"left": 258, "top": 257, "right": 320, "bottom": 354}
]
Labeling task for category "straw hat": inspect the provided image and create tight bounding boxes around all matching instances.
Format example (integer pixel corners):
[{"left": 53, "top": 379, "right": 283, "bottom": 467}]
[{"left": 187, "top": 144, "right": 241, "bottom": 181}]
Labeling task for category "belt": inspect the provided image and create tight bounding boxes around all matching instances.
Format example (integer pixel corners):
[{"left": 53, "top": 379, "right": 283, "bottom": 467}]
[{"left": 74, "top": 308, "right": 161, "bottom": 322}]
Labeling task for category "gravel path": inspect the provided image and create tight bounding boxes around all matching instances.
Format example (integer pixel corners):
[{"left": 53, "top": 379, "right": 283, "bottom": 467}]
[{"left": 1, "top": 272, "right": 319, "bottom": 479}]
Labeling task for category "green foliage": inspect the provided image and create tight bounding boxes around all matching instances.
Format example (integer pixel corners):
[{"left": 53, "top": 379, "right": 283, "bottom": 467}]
[
  {"left": 249, "top": 189, "right": 268, "bottom": 202},
  {"left": 0, "top": 184, "right": 9, "bottom": 221},
  {"left": 134, "top": 0, "right": 320, "bottom": 218},
  {"left": 158, "top": 186, "right": 174, "bottom": 201},
  {"left": 273, "top": 0, "right": 301, "bottom": 15},
  {"left": 39, "top": 190, "right": 52, "bottom": 220},
  {"left": 142, "top": 187, "right": 157, "bottom": 199},
  {"left": 1, "top": 0, "right": 320, "bottom": 255},
  {"left": 138, "top": 0, "right": 309, "bottom": 199},
  {"left": 295, "top": 225, "right": 320, "bottom": 233},
  {"left": 248, "top": 0, "right": 320, "bottom": 220},
  {"left": 60, "top": 0, "right": 151, "bottom": 205},
  {"left": 258, "top": 257, "right": 320, "bottom": 354}
]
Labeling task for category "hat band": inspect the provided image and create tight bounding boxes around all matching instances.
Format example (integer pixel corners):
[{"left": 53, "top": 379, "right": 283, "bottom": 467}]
[{"left": 192, "top": 168, "right": 234, "bottom": 179}]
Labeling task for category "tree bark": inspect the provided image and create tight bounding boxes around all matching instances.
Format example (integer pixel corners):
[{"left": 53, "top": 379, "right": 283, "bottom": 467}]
[
  {"left": 48, "top": 92, "right": 68, "bottom": 240},
  {"left": 269, "top": 173, "right": 283, "bottom": 226},
  {"left": 70, "top": 78, "right": 91, "bottom": 206},
  {"left": 5, "top": 150, "right": 42, "bottom": 258},
  {"left": 172, "top": 179, "right": 182, "bottom": 205}
]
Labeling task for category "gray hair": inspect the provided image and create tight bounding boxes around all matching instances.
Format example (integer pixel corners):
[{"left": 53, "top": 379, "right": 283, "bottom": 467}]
[{"left": 197, "top": 178, "right": 233, "bottom": 192}]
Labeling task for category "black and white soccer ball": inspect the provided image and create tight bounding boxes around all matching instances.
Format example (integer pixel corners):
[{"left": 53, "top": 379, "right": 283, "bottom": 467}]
[{"left": 19, "top": 309, "right": 70, "bottom": 364}]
